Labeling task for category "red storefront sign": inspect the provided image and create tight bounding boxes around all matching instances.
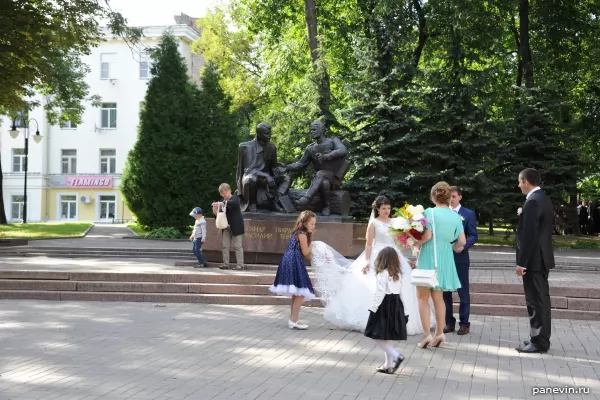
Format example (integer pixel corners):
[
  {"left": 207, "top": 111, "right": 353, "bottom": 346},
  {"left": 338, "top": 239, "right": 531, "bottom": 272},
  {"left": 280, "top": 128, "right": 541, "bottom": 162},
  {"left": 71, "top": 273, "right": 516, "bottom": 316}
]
[{"left": 67, "top": 176, "right": 113, "bottom": 188}]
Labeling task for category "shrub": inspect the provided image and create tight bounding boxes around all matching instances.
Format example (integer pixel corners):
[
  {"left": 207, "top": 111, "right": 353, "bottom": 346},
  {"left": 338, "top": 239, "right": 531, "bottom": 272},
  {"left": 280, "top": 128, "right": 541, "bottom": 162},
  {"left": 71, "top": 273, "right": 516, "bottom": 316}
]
[{"left": 145, "top": 227, "right": 181, "bottom": 239}]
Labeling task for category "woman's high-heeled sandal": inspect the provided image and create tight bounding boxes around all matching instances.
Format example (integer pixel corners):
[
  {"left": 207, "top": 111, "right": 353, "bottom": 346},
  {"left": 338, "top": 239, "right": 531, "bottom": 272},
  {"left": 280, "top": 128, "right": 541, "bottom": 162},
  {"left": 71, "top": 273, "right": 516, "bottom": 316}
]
[
  {"left": 417, "top": 334, "right": 433, "bottom": 349},
  {"left": 432, "top": 333, "right": 446, "bottom": 347}
]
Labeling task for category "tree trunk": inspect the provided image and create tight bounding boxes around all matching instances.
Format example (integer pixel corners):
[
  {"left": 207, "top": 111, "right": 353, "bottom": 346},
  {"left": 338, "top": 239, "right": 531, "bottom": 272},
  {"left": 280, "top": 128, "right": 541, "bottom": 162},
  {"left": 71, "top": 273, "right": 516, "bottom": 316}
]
[
  {"left": 410, "top": 0, "right": 428, "bottom": 75},
  {"left": 512, "top": 24, "right": 523, "bottom": 87},
  {"left": 488, "top": 212, "right": 494, "bottom": 236},
  {"left": 519, "top": 0, "right": 534, "bottom": 88},
  {"left": 568, "top": 191, "right": 581, "bottom": 235},
  {"left": 304, "top": 0, "right": 337, "bottom": 128},
  {"left": 0, "top": 155, "right": 8, "bottom": 224}
]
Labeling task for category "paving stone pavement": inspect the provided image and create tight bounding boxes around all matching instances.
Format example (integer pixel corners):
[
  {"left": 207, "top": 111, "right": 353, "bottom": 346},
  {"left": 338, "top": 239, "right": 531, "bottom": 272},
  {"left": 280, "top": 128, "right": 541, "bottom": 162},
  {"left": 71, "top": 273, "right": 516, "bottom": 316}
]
[{"left": 0, "top": 300, "right": 599, "bottom": 400}]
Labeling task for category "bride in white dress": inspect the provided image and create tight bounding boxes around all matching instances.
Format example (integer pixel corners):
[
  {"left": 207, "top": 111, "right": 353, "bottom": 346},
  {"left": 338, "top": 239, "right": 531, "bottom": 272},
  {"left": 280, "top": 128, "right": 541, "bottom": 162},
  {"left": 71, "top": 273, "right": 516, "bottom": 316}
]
[{"left": 311, "top": 195, "right": 435, "bottom": 335}]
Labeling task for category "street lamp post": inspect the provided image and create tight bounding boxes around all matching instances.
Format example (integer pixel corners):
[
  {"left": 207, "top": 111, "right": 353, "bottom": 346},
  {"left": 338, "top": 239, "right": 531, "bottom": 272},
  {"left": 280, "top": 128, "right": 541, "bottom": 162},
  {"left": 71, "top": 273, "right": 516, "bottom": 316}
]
[{"left": 9, "top": 117, "right": 43, "bottom": 224}]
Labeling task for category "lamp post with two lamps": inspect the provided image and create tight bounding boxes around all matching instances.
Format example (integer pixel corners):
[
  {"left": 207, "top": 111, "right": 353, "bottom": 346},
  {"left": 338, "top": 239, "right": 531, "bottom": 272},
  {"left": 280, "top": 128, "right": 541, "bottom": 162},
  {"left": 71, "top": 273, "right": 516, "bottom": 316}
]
[{"left": 8, "top": 116, "right": 43, "bottom": 224}]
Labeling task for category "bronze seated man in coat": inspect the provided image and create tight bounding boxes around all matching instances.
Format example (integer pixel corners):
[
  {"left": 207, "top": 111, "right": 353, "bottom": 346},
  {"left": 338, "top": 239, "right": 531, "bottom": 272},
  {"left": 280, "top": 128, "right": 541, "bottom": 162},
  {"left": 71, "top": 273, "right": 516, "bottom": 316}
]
[{"left": 236, "top": 122, "right": 291, "bottom": 212}]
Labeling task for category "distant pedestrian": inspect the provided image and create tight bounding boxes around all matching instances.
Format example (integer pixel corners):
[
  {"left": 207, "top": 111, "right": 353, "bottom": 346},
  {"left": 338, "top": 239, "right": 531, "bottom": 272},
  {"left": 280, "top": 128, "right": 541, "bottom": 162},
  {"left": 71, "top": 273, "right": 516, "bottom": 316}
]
[
  {"left": 189, "top": 207, "right": 207, "bottom": 268},
  {"left": 212, "top": 183, "right": 245, "bottom": 270}
]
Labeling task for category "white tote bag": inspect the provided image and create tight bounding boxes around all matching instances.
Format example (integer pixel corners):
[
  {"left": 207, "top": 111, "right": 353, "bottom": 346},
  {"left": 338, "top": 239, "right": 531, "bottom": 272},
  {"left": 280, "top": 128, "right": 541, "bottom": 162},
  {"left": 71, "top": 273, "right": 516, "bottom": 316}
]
[
  {"left": 411, "top": 208, "right": 439, "bottom": 288},
  {"left": 215, "top": 201, "right": 229, "bottom": 230}
]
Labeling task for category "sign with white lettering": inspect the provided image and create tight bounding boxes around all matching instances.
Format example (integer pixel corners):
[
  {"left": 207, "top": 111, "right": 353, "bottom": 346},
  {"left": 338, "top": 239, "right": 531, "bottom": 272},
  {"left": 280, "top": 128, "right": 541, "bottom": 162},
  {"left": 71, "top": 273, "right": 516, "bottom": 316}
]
[{"left": 66, "top": 176, "right": 113, "bottom": 188}]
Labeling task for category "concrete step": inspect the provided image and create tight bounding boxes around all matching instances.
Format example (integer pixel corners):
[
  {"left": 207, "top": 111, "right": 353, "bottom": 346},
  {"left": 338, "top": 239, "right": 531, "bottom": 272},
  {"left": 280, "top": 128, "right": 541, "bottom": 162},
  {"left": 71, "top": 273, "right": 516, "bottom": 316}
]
[
  {"left": 2, "top": 252, "right": 195, "bottom": 260},
  {"left": 2, "top": 247, "right": 190, "bottom": 254},
  {"left": 0, "top": 280, "right": 273, "bottom": 296},
  {"left": 0, "top": 270, "right": 598, "bottom": 298},
  {"left": 0, "top": 290, "right": 597, "bottom": 320},
  {"left": 0, "top": 290, "right": 323, "bottom": 307},
  {"left": 464, "top": 304, "right": 600, "bottom": 320},
  {"left": 2, "top": 278, "right": 598, "bottom": 311},
  {"left": 2, "top": 248, "right": 599, "bottom": 270}
]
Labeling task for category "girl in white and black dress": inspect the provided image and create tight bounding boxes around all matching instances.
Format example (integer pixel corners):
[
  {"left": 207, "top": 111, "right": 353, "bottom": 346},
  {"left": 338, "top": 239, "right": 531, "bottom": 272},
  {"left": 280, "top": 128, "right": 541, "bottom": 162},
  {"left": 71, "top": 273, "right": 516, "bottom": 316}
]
[{"left": 365, "top": 246, "right": 408, "bottom": 374}]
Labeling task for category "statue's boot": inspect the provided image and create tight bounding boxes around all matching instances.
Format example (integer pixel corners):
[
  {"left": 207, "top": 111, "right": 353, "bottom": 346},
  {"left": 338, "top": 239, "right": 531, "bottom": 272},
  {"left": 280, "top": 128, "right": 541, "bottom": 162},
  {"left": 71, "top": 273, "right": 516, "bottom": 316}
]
[
  {"left": 249, "top": 204, "right": 257, "bottom": 212},
  {"left": 320, "top": 181, "right": 332, "bottom": 216},
  {"left": 294, "top": 196, "right": 311, "bottom": 206},
  {"left": 273, "top": 202, "right": 285, "bottom": 213},
  {"left": 321, "top": 195, "right": 331, "bottom": 216}
]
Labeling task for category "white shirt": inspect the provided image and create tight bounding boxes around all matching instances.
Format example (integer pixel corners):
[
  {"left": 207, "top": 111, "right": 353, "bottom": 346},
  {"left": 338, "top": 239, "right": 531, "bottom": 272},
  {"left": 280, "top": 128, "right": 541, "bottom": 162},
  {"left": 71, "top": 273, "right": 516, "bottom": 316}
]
[
  {"left": 526, "top": 186, "right": 541, "bottom": 200},
  {"left": 451, "top": 204, "right": 462, "bottom": 213},
  {"left": 370, "top": 269, "right": 402, "bottom": 313}
]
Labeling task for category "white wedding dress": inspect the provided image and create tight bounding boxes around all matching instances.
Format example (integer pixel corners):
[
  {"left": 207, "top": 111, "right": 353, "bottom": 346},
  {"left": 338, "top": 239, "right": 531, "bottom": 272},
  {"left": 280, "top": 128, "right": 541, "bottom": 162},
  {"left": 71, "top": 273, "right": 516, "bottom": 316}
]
[{"left": 311, "top": 218, "right": 435, "bottom": 335}]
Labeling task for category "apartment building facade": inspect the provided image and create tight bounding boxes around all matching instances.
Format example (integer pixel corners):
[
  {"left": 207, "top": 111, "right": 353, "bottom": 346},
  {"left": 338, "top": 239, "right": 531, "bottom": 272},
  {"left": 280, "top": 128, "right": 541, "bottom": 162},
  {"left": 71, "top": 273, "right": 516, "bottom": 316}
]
[{"left": 1, "top": 17, "right": 202, "bottom": 222}]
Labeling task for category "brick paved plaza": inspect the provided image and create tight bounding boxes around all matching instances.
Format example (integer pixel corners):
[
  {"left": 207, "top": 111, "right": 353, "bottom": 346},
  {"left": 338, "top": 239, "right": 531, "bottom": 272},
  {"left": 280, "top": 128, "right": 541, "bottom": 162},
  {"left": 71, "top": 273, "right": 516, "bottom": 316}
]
[{"left": 0, "top": 300, "right": 599, "bottom": 400}]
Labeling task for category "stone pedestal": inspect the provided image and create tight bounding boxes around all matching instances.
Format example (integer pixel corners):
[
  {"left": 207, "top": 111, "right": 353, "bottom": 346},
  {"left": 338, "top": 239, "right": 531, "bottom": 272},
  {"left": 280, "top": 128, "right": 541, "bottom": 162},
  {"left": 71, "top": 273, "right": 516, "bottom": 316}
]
[{"left": 202, "top": 217, "right": 367, "bottom": 263}]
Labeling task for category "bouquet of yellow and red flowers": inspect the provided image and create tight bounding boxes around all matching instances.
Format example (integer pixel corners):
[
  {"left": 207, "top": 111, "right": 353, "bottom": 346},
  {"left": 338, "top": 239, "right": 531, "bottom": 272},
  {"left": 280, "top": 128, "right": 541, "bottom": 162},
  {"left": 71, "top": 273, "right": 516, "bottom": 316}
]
[{"left": 389, "top": 203, "right": 429, "bottom": 256}]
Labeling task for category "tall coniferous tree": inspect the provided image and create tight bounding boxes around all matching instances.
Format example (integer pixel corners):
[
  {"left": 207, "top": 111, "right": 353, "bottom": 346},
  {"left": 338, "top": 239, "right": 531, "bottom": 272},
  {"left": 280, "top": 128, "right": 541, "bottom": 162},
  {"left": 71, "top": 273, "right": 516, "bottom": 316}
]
[
  {"left": 122, "top": 32, "right": 203, "bottom": 231},
  {"left": 193, "top": 63, "right": 239, "bottom": 200},
  {"left": 344, "top": 0, "right": 428, "bottom": 217},
  {"left": 410, "top": 23, "right": 497, "bottom": 208}
]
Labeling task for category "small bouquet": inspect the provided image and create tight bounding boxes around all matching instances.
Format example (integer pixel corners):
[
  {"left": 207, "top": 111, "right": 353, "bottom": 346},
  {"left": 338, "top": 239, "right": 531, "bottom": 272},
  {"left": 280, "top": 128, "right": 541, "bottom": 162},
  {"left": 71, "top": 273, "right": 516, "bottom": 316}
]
[{"left": 389, "top": 203, "right": 429, "bottom": 257}]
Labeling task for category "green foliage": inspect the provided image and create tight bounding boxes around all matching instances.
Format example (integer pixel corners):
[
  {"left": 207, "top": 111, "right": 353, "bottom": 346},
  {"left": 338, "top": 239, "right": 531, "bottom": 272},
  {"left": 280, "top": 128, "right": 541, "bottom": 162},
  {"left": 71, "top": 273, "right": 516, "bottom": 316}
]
[
  {"left": 194, "top": 63, "right": 239, "bottom": 199},
  {"left": 0, "top": 0, "right": 141, "bottom": 122},
  {"left": 341, "top": 0, "right": 428, "bottom": 215},
  {"left": 122, "top": 33, "right": 237, "bottom": 231},
  {"left": 145, "top": 227, "right": 182, "bottom": 239},
  {"left": 0, "top": 0, "right": 141, "bottom": 225},
  {"left": 194, "top": 0, "right": 600, "bottom": 222},
  {"left": 491, "top": 89, "right": 580, "bottom": 224}
]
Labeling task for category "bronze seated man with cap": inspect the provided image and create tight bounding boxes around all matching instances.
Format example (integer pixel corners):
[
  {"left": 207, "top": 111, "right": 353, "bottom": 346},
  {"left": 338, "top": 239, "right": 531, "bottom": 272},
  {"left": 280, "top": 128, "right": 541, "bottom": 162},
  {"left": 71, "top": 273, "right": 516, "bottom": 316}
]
[{"left": 278, "top": 121, "right": 349, "bottom": 216}]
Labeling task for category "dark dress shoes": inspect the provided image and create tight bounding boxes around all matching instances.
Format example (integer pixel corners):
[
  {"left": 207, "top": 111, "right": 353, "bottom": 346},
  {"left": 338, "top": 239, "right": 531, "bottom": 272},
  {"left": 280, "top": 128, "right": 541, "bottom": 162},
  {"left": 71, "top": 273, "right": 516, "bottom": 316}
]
[
  {"left": 443, "top": 325, "right": 455, "bottom": 333},
  {"left": 516, "top": 343, "right": 548, "bottom": 354},
  {"left": 457, "top": 326, "right": 469, "bottom": 335}
]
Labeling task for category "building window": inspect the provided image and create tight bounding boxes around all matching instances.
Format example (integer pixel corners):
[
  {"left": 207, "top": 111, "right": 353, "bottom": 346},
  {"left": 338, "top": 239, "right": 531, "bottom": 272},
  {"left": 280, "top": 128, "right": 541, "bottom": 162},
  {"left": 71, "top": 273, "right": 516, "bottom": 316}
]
[
  {"left": 61, "top": 120, "right": 77, "bottom": 129},
  {"left": 100, "top": 149, "right": 116, "bottom": 174},
  {"left": 61, "top": 149, "right": 77, "bottom": 174},
  {"left": 13, "top": 112, "right": 24, "bottom": 128},
  {"left": 101, "top": 103, "right": 117, "bottom": 129},
  {"left": 11, "top": 195, "right": 24, "bottom": 220},
  {"left": 60, "top": 195, "right": 77, "bottom": 220},
  {"left": 139, "top": 51, "right": 152, "bottom": 79},
  {"left": 100, "top": 53, "right": 116, "bottom": 79},
  {"left": 12, "top": 149, "right": 25, "bottom": 172},
  {"left": 99, "top": 195, "right": 117, "bottom": 219}
]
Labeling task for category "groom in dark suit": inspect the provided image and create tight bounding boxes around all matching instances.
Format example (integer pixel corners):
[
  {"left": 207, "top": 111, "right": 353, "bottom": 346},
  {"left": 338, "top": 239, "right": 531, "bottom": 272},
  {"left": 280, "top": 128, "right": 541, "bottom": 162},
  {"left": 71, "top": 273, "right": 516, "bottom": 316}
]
[
  {"left": 443, "top": 186, "right": 478, "bottom": 335},
  {"left": 515, "top": 168, "right": 555, "bottom": 353}
]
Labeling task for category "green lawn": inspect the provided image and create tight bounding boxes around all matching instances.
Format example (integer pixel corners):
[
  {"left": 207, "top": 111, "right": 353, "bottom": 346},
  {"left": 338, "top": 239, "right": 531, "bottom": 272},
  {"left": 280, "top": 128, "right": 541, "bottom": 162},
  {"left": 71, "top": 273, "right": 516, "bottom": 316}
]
[
  {"left": 475, "top": 228, "right": 600, "bottom": 250},
  {"left": 0, "top": 223, "right": 92, "bottom": 239},
  {"left": 127, "top": 223, "right": 148, "bottom": 236}
]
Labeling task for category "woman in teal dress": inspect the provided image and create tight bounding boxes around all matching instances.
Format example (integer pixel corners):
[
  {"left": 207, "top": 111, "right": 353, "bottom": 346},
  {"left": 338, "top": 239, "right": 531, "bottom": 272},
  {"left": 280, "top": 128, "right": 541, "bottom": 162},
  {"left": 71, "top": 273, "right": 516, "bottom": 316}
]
[{"left": 413, "top": 182, "right": 466, "bottom": 349}]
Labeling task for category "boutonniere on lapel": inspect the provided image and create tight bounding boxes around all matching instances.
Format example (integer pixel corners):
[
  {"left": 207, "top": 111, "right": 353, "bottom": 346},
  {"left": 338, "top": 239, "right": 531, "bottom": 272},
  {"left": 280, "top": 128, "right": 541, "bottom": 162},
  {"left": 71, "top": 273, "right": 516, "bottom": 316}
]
[
  {"left": 517, "top": 207, "right": 523, "bottom": 216},
  {"left": 460, "top": 215, "right": 465, "bottom": 221}
]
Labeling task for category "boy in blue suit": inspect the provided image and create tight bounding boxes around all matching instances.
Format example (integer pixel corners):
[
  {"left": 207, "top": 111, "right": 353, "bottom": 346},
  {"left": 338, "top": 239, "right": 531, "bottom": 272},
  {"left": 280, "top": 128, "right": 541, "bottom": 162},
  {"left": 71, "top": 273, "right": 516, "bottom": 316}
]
[{"left": 444, "top": 186, "right": 478, "bottom": 335}]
